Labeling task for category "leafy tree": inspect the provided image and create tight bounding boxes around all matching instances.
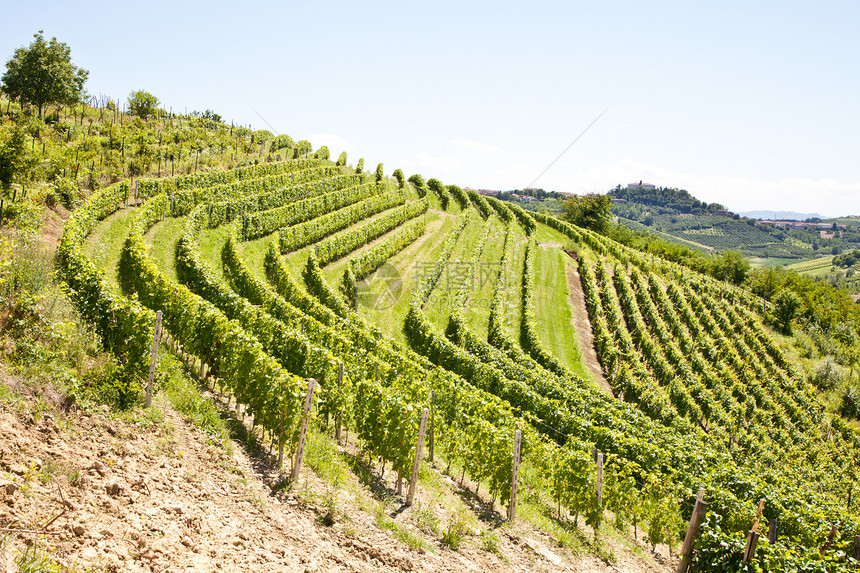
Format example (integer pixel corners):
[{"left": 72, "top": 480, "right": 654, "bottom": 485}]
[
  {"left": 710, "top": 250, "right": 749, "bottom": 285},
  {"left": 392, "top": 168, "right": 405, "bottom": 188},
  {"left": 269, "top": 134, "right": 294, "bottom": 153},
  {"left": 1, "top": 31, "right": 88, "bottom": 118},
  {"left": 254, "top": 130, "right": 274, "bottom": 146},
  {"left": 0, "top": 123, "right": 35, "bottom": 192},
  {"left": 834, "top": 249, "right": 860, "bottom": 268},
  {"left": 772, "top": 289, "right": 800, "bottom": 334},
  {"left": 191, "top": 109, "right": 222, "bottom": 123},
  {"left": 355, "top": 158, "right": 364, "bottom": 174},
  {"left": 293, "top": 140, "right": 312, "bottom": 158},
  {"left": 314, "top": 145, "right": 330, "bottom": 160},
  {"left": 127, "top": 90, "right": 160, "bottom": 119},
  {"left": 561, "top": 193, "right": 612, "bottom": 233},
  {"left": 375, "top": 162, "right": 384, "bottom": 182},
  {"left": 746, "top": 266, "right": 782, "bottom": 299},
  {"left": 335, "top": 151, "right": 347, "bottom": 166}
]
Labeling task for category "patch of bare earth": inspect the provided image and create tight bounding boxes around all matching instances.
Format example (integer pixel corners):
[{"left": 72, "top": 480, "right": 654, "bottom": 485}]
[
  {"left": 564, "top": 263, "right": 613, "bottom": 396},
  {"left": 0, "top": 375, "right": 674, "bottom": 572}
]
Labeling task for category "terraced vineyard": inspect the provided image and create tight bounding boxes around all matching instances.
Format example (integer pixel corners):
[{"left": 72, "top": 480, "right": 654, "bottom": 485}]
[
  {"left": 786, "top": 256, "right": 836, "bottom": 275},
  {"left": 59, "top": 156, "right": 860, "bottom": 571}
]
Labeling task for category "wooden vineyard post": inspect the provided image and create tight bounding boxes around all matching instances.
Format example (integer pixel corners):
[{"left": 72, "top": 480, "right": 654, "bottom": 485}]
[
  {"left": 0, "top": 199, "right": 4, "bottom": 227},
  {"left": 429, "top": 389, "right": 435, "bottom": 463},
  {"left": 277, "top": 408, "right": 285, "bottom": 468},
  {"left": 743, "top": 499, "right": 766, "bottom": 563},
  {"left": 596, "top": 452, "right": 604, "bottom": 508},
  {"left": 406, "top": 408, "right": 429, "bottom": 506},
  {"left": 767, "top": 518, "right": 778, "bottom": 544},
  {"left": 508, "top": 429, "right": 522, "bottom": 523},
  {"left": 853, "top": 535, "right": 860, "bottom": 560},
  {"left": 335, "top": 362, "right": 343, "bottom": 443},
  {"left": 820, "top": 524, "right": 838, "bottom": 558},
  {"left": 290, "top": 379, "right": 317, "bottom": 483},
  {"left": 676, "top": 488, "right": 707, "bottom": 573},
  {"left": 743, "top": 532, "right": 761, "bottom": 564},
  {"left": 145, "top": 311, "right": 163, "bottom": 408}
]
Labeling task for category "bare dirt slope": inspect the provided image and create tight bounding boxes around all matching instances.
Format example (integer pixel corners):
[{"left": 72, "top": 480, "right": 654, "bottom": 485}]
[
  {"left": 0, "top": 380, "right": 671, "bottom": 573},
  {"left": 565, "top": 264, "right": 613, "bottom": 396}
]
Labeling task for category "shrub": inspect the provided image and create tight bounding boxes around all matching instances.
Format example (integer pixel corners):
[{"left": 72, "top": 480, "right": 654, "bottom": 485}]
[
  {"left": 840, "top": 383, "right": 860, "bottom": 419},
  {"left": 127, "top": 90, "right": 160, "bottom": 119},
  {"left": 812, "top": 356, "right": 843, "bottom": 390}
]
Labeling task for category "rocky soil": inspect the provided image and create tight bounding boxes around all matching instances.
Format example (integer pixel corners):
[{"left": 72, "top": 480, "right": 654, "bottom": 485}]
[{"left": 0, "top": 381, "right": 673, "bottom": 572}]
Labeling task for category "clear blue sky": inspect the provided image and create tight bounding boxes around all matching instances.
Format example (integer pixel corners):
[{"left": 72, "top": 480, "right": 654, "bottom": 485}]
[{"left": 3, "top": 0, "right": 858, "bottom": 216}]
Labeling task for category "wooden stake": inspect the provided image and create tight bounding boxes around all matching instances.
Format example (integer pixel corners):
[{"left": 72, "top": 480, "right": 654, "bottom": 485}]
[
  {"left": 853, "top": 535, "right": 859, "bottom": 560},
  {"left": 429, "top": 389, "right": 435, "bottom": 463},
  {"left": 767, "top": 518, "right": 777, "bottom": 544},
  {"left": 277, "top": 408, "right": 285, "bottom": 468},
  {"left": 743, "top": 531, "right": 760, "bottom": 562},
  {"left": 508, "top": 429, "right": 522, "bottom": 523},
  {"left": 335, "top": 362, "right": 343, "bottom": 443},
  {"left": 676, "top": 489, "right": 707, "bottom": 573},
  {"left": 406, "top": 408, "right": 429, "bottom": 506},
  {"left": 596, "top": 452, "right": 604, "bottom": 507},
  {"left": 145, "top": 311, "right": 163, "bottom": 407},
  {"left": 751, "top": 499, "right": 765, "bottom": 533},
  {"left": 741, "top": 499, "right": 767, "bottom": 562},
  {"left": 820, "top": 524, "right": 838, "bottom": 557},
  {"left": 290, "top": 379, "right": 317, "bottom": 483}
]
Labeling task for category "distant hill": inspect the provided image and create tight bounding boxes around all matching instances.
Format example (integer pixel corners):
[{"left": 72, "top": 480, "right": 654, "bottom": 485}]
[
  {"left": 739, "top": 210, "right": 826, "bottom": 221},
  {"left": 610, "top": 184, "right": 860, "bottom": 260},
  {"left": 609, "top": 185, "right": 727, "bottom": 215}
]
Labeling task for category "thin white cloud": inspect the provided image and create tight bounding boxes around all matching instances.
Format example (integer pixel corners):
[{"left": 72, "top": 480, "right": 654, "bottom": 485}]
[
  {"left": 453, "top": 139, "right": 500, "bottom": 153},
  {"left": 307, "top": 133, "right": 355, "bottom": 153},
  {"left": 567, "top": 160, "right": 860, "bottom": 218},
  {"left": 415, "top": 152, "right": 465, "bottom": 173},
  {"left": 476, "top": 159, "right": 860, "bottom": 217}
]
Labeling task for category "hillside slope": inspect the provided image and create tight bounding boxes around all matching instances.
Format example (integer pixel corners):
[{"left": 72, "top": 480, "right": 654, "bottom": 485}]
[{"left": 0, "top": 374, "right": 670, "bottom": 573}]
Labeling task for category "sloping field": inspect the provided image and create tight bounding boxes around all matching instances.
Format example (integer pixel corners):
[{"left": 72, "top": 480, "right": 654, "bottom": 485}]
[{"left": 62, "top": 157, "right": 860, "bottom": 572}]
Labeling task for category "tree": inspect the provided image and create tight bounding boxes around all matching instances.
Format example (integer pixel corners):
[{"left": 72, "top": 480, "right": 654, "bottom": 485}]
[
  {"left": 293, "top": 140, "right": 312, "bottom": 158},
  {"left": 375, "top": 162, "right": 384, "bottom": 182},
  {"left": 355, "top": 158, "right": 364, "bottom": 174},
  {"left": 561, "top": 193, "right": 612, "bottom": 233},
  {"left": 0, "top": 123, "right": 35, "bottom": 192},
  {"left": 269, "top": 134, "right": 294, "bottom": 153},
  {"left": 710, "top": 250, "right": 750, "bottom": 285},
  {"left": 127, "top": 90, "right": 160, "bottom": 119},
  {"left": 315, "top": 145, "right": 330, "bottom": 160},
  {"left": 336, "top": 151, "right": 347, "bottom": 166},
  {"left": 772, "top": 289, "right": 800, "bottom": 334},
  {"left": 392, "top": 169, "right": 405, "bottom": 188},
  {"left": 2, "top": 31, "right": 89, "bottom": 118},
  {"left": 190, "top": 109, "right": 222, "bottom": 123}
]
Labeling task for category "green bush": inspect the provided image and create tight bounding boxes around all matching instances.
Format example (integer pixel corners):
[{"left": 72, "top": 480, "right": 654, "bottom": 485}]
[
  {"left": 53, "top": 176, "right": 79, "bottom": 209},
  {"left": 81, "top": 360, "right": 141, "bottom": 410},
  {"left": 840, "top": 383, "right": 860, "bottom": 419}
]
